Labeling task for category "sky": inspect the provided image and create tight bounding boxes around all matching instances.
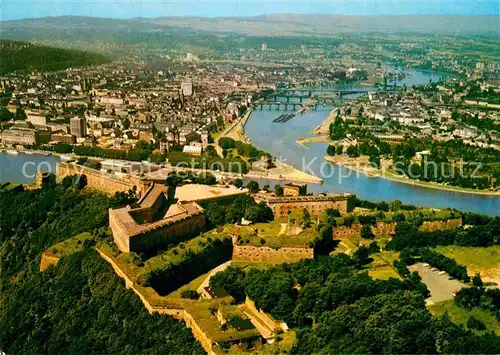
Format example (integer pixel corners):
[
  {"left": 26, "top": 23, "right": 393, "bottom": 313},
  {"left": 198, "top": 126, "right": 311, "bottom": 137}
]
[{"left": 2, "top": 0, "right": 499, "bottom": 21}]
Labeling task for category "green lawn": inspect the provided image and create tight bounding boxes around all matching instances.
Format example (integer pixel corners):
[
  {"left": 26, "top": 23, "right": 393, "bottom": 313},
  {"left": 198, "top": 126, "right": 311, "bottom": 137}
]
[
  {"left": 435, "top": 245, "right": 500, "bottom": 285},
  {"left": 365, "top": 251, "right": 401, "bottom": 280},
  {"left": 231, "top": 261, "right": 273, "bottom": 271},
  {"left": 429, "top": 300, "right": 500, "bottom": 335},
  {"left": 368, "top": 266, "right": 401, "bottom": 280},
  {"left": 221, "top": 220, "right": 318, "bottom": 249}
]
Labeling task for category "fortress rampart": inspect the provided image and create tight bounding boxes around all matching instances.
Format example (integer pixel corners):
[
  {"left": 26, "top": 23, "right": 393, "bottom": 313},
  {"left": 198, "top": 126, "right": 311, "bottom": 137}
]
[
  {"left": 419, "top": 218, "right": 462, "bottom": 232},
  {"left": 232, "top": 240, "right": 314, "bottom": 264},
  {"left": 333, "top": 222, "right": 396, "bottom": 239},
  {"left": 96, "top": 248, "right": 217, "bottom": 355},
  {"left": 54, "top": 163, "right": 151, "bottom": 196},
  {"left": 254, "top": 193, "right": 355, "bottom": 218}
]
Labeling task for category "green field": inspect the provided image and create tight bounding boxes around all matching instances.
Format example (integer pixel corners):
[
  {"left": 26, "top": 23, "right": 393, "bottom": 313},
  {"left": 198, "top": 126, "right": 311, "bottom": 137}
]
[
  {"left": 429, "top": 300, "right": 500, "bottom": 335},
  {"left": 435, "top": 245, "right": 500, "bottom": 285}
]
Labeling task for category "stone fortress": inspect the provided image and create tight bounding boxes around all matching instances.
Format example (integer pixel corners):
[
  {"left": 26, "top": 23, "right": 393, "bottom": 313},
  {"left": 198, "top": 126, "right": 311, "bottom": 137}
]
[
  {"left": 110, "top": 183, "right": 247, "bottom": 253},
  {"left": 47, "top": 162, "right": 355, "bottom": 259},
  {"left": 254, "top": 183, "right": 355, "bottom": 218},
  {"left": 39, "top": 162, "right": 468, "bottom": 354}
]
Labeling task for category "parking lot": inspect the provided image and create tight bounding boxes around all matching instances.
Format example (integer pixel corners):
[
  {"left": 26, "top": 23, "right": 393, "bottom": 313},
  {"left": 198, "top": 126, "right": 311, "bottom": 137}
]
[{"left": 409, "top": 263, "right": 467, "bottom": 305}]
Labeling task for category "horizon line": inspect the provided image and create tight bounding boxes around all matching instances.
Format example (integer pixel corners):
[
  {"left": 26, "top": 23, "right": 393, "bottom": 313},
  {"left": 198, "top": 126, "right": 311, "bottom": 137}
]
[{"left": 4, "top": 12, "right": 499, "bottom": 22}]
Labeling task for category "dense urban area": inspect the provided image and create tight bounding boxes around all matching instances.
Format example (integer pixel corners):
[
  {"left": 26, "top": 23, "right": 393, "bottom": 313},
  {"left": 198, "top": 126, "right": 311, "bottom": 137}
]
[{"left": 0, "top": 13, "right": 499, "bottom": 355}]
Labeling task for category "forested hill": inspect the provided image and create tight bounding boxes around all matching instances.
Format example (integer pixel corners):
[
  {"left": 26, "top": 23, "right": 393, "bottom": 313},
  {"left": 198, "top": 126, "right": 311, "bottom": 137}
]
[{"left": 0, "top": 40, "right": 109, "bottom": 74}]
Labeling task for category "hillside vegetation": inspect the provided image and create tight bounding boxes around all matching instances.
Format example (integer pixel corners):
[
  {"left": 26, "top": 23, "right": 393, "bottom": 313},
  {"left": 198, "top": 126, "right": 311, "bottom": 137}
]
[
  {"left": 0, "top": 40, "right": 108, "bottom": 74},
  {"left": 0, "top": 179, "right": 203, "bottom": 354}
]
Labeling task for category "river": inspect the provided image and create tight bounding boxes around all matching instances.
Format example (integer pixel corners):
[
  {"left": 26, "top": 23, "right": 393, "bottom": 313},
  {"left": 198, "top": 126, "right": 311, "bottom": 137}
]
[
  {"left": 244, "top": 69, "right": 500, "bottom": 216},
  {"left": 0, "top": 152, "right": 58, "bottom": 185},
  {"left": 0, "top": 69, "right": 498, "bottom": 215}
]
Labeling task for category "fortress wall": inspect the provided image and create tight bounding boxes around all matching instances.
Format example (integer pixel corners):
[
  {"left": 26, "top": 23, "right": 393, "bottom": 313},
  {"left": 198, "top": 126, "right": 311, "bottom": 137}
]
[
  {"left": 109, "top": 209, "right": 131, "bottom": 252},
  {"left": 232, "top": 242, "right": 314, "bottom": 264},
  {"left": 244, "top": 297, "right": 283, "bottom": 333},
  {"left": 372, "top": 222, "right": 396, "bottom": 236},
  {"left": 129, "top": 214, "right": 206, "bottom": 253},
  {"left": 333, "top": 219, "right": 462, "bottom": 239},
  {"left": 55, "top": 163, "right": 150, "bottom": 196},
  {"left": 333, "top": 222, "right": 396, "bottom": 239},
  {"left": 419, "top": 218, "right": 462, "bottom": 232},
  {"left": 269, "top": 199, "right": 351, "bottom": 219},
  {"left": 39, "top": 253, "right": 60, "bottom": 272},
  {"left": 96, "top": 248, "right": 216, "bottom": 355}
]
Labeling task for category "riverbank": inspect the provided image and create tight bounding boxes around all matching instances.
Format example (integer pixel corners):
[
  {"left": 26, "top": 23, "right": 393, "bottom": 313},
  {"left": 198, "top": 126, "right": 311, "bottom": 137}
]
[
  {"left": 220, "top": 108, "right": 252, "bottom": 144},
  {"left": 296, "top": 135, "right": 330, "bottom": 148},
  {"left": 219, "top": 108, "right": 323, "bottom": 184},
  {"left": 312, "top": 108, "right": 337, "bottom": 135},
  {"left": 146, "top": 162, "right": 323, "bottom": 185},
  {"left": 324, "top": 155, "right": 500, "bottom": 196},
  {"left": 0, "top": 146, "right": 322, "bottom": 186}
]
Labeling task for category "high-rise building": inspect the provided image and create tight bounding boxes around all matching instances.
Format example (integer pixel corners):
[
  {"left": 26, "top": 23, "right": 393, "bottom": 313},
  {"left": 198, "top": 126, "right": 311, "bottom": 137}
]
[
  {"left": 261, "top": 42, "right": 268, "bottom": 51},
  {"left": 475, "top": 61, "right": 485, "bottom": 70},
  {"left": 181, "top": 81, "right": 193, "bottom": 96},
  {"left": 70, "top": 116, "right": 87, "bottom": 138}
]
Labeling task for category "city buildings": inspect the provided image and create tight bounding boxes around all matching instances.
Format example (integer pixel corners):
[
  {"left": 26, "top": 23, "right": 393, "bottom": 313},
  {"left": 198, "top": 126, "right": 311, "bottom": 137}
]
[{"left": 70, "top": 116, "right": 87, "bottom": 138}]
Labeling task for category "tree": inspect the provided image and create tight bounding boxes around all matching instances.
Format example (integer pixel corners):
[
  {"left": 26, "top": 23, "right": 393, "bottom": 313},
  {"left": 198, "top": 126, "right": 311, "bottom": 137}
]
[
  {"left": 233, "top": 178, "right": 243, "bottom": 188},
  {"left": 389, "top": 200, "right": 403, "bottom": 211},
  {"left": 351, "top": 246, "right": 371, "bottom": 268},
  {"left": 472, "top": 273, "right": 483, "bottom": 287},
  {"left": 205, "top": 203, "right": 226, "bottom": 226},
  {"left": 0, "top": 107, "right": 13, "bottom": 128},
  {"left": 246, "top": 180, "right": 259, "bottom": 193},
  {"left": 274, "top": 184, "right": 284, "bottom": 196},
  {"left": 467, "top": 316, "right": 486, "bottom": 331},
  {"left": 135, "top": 140, "right": 151, "bottom": 151},
  {"left": 369, "top": 154, "right": 381, "bottom": 169},
  {"left": 360, "top": 224, "right": 375, "bottom": 239},
  {"left": 181, "top": 289, "right": 199, "bottom": 299},
  {"left": 300, "top": 209, "right": 311, "bottom": 228},
  {"left": 327, "top": 145, "right": 336, "bottom": 156},
  {"left": 15, "top": 107, "right": 26, "bottom": 120},
  {"left": 326, "top": 208, "right": 341, "bottom": 218},
  {"left": 368, "top": 241, "right": 380, "bottom": 254},
  {"left": 165, "top": 173, "right": 178, "bottom": 201}
]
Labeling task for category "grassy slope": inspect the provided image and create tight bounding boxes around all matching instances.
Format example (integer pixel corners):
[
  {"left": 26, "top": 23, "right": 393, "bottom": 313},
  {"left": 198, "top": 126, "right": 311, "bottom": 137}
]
[
  {"left": 435, "top": 245, "right": 500, "bottom": 285},
  {"left": 429, "top": 300, "right": 500, "bottom": 335}
]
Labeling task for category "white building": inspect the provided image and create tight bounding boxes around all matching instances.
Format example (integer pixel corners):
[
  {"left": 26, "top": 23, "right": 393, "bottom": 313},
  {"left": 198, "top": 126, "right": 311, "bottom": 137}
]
[
  {"left": 182, "top": 145, "right": 202, "bottom": 156},
  {"left": 181, "top": 82, "right": 193, "bottom": 96}
]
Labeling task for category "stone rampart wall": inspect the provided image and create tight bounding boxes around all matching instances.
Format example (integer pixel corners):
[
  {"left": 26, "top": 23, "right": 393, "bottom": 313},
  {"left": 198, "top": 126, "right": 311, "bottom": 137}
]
[
  {"left": 232, "top": 242, "right": 314, "bottom": 264},
  {"left": 55, "top": 163, "right": 150, "bottom": 196},
  {"left": 333, "top": 222, "right": 396, "bottom": 239},
  {"left": 419, "top": 218, "right": 462, "bottom": 232}
]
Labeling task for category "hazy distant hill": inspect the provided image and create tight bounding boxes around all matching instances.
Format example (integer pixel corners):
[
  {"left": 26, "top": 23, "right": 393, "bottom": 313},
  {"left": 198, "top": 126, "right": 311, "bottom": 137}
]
[
  {"left": 0, "top": 16, "right": 232, "bottom": 55},
  {"left": 146, "top": 14, "right": 499, "bottom": 36},
  {"left": 1, "top": 15, "right": 497, "bottom": 57},
  {"left": 0, "top": 40, "right": 109, "bottom": 74}
]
